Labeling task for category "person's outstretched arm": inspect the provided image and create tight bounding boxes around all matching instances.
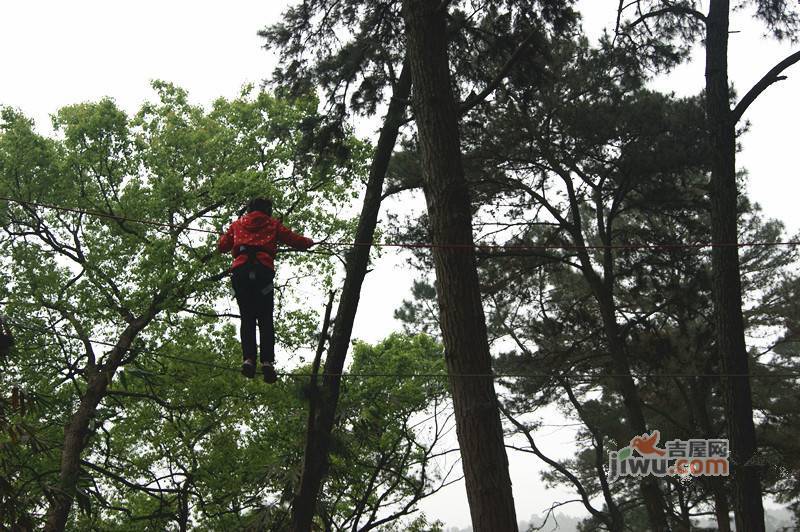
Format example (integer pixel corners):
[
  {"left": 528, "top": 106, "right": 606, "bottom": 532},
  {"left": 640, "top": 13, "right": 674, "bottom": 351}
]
[
  {"left": 276, "top": 222, "right": 314, "bottom": 250},
  {"left": 218, "top": 222, "right": 236, "bottom": 253}
]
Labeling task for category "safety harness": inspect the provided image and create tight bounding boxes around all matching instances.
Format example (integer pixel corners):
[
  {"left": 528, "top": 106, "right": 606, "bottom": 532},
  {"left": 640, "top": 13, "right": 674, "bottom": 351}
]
[{"left": 237, "top": 245, "right": 275, "bottom": 295}]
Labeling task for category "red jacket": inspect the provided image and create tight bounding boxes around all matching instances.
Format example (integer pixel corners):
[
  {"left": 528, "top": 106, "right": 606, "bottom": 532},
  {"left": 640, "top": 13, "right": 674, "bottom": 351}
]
[{"left": 218, "top": 211, "right": 313, "bottom": 271}]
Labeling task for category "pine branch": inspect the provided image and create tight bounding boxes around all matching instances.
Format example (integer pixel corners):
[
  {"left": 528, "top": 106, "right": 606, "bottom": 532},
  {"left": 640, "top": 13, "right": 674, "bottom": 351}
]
[{"left": 732, "top": 49, "right": 800, "bottom": 124}]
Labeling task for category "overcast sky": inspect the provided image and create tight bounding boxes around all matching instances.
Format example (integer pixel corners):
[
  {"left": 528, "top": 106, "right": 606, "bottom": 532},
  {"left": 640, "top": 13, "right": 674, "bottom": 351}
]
[{"left": 2, "top": 0, "right": 799, "bottom": 528}]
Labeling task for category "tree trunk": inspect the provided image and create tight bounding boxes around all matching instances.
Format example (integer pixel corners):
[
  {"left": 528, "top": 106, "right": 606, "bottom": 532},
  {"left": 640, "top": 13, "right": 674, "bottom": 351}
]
[
  {"left": 401, "top": 1, "right": 518, "bottom": 530},
  {"left": 594, "top": 286, "right": 670, "bottom": 532},
  {"left": 705, "top": 1, "right": 766, "bottom": 530},
  {"left": 290, "top": 63, "right": 412, "bottom": 531},
  {"left": 178, "top": 484, "right": 190, "bottom": 532},
  {"left": 710, "top": 478, "right": 733, "bottom": 532},
  {"left": 44, "top": 373, "right": 110, "bottom": 532},
  {"left": 43, "top": 316, "right": 153, "bottom": 532},
  {"left": 572, "top": 227, "right": 670, "bottom": 531},
  {"left": 691, "top": 378, "right": 732, "bottom": 532}
]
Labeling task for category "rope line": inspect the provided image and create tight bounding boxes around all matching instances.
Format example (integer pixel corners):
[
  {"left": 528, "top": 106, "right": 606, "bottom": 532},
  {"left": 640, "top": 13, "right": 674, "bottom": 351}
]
[
  {"left": 3, "top": 195, "right": 800, "bottom": 253},
  {"left": 5, "top": 320, "right": 799, "bottom": 380}
]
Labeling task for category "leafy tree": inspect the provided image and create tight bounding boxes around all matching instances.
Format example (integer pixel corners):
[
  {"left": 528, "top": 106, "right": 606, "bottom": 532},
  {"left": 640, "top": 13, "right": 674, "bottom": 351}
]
[
  {"left": 0, "top": 82, "right": 363, "bottom": 530},
  {"left": 396, "top": 29, "right": 800, "bottom": 529},
  {"left": 615, "top": 2, "right": 800, "bottom": 528},
  {"left": 401, "top": 0, "right": 523, "bottom": 528},
  {"left": 262, "top": 3, "right": 415, "bottom": 525},
  {"left": 315, "top": 334, "right": 451, "bottom": 531},
  {"left": 261, "top": 2, "right": 578, "bottom": 528},
  {"left": 396, "top": 34, "right": 708, "bottom": 530},
  {"left": 14, "top": 327, "right": 451, "bottom": 531}
]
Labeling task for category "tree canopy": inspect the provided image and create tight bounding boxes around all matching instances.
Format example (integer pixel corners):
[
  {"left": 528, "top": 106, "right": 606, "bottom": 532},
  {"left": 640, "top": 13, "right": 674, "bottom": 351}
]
[{"left": 2, "top": 1, "right": 800, "bottom": 531}]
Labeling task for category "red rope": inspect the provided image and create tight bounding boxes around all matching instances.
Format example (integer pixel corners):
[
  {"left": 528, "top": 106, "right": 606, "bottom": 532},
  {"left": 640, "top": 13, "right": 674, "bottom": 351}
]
[
  {"left": 318, "top": 239, "right": 800, "bottom": 252},
  {"left": 3, "top": 195, "right": 799, "bottom": 252}
]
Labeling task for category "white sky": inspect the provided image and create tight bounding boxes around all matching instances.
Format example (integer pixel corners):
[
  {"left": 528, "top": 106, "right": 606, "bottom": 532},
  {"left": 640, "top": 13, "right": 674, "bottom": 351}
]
[{"left": 2, "top": 0, "right": 799, "bottom": 529}]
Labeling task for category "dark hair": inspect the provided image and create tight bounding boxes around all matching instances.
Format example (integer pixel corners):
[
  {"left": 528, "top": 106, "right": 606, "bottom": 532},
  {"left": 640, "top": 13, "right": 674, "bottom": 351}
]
[{"left": 247, "top": 197, "right": 273, "bottom": 216}]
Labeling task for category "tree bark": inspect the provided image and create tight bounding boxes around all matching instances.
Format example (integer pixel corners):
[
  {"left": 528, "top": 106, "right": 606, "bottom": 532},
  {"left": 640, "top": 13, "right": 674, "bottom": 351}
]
[
  {"left": 709, "top": 477, "right": 733, "bottom": 532},
  {"left": 564, "top": 193, "right": 670, "bottom": 531},
  {"left": 401, "top": 1, "right": 518, "bottom": 530},
  {"left": 705, "top": 1, "right": 766, "bottom": 530},
  {"left": 690, "top": 377, "right": 732, "bottom": 532},
  {"left": 290, "top": 63, "right": 412, "bottom": 531},
  {"left": 589, "top": 277, "right": 671, "bottom": 532},
  {"left": 43, "top": 315, "right": 154, "bottom": 532}
]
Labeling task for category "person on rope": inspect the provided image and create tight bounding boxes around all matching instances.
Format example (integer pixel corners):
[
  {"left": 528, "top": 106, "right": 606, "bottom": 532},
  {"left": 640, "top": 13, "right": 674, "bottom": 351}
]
[{"left": 218, "top": 197, "right": 314, "bottom": 383}]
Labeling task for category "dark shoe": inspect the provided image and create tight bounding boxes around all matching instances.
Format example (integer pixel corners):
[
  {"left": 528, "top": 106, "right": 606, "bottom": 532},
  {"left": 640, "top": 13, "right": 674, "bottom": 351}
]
[
  {"left": 262, "top": 363, "right": 278, "bottom": 384},
  {"left": 241, "top": 359, "right": 256, "bottom": 379}
]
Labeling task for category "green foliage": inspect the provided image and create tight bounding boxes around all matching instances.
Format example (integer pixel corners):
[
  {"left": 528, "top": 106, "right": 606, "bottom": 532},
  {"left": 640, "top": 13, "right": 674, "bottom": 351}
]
[
  {"left": 261, "top": 0, "right": 578, "bottom": 117},
  {"left": 320, "top": 333, "right": 450, "bottom": 531},
  {"left": 52, "top": 332, "right": 446, "bottom": 531},
  {"left": 1, "top": 85, "right": 449, "bottom": 527},
  {"left": 615, "top": 0, "right": 799, "bottom": 69},
  {"left": 0, "top": 82, "right": 366, "bottom": 529},
  {"left": 395, "top": 28, "right": 800, "bottom": 531}
]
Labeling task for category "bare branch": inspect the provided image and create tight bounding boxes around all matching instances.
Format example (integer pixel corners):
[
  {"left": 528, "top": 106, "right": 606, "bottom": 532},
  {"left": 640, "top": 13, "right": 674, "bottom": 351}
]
[
  {"left": 499, "top": 404, "right": 611, "bottom": 527},
  {"left": 460, "top": 31, "right": 542, "bottom": 114},
  {"left": 622, "top": 4, "right": 707, "bottom": 31},
  {"left": 732, "top": 50, "right": 800, "bottom": 124},
  {"left": 80, "top": 460, "right": 184, "bottom": 497}
]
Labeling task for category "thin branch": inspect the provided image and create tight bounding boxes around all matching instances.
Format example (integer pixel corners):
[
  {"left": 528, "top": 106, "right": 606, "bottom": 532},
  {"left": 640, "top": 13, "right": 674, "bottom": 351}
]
[
  {"left": 622, "top": 4, "right": 707, "bottom": 31},
  {"left": 80, "top": 460, "right": 184, "bottom": 496},
  {"left": 499, "top": 404, "right": 611, "bottom": 527},
  {"left": 460, "top": 31, "right": 542, "bottom": 114},
  {"left": 732, "top": 50, "right": 800, "bottom": 124}
]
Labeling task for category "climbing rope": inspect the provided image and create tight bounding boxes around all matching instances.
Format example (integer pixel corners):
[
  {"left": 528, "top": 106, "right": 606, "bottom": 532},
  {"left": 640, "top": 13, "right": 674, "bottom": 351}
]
[
  {"left": 4, "top": 321, "right": 799, "bottom": 381},
  {"left": 2, "top": 195, "right": 800, "bottom": 253},
  {"left": 2, "top": 194, "right": 798, "bottom": 380}
]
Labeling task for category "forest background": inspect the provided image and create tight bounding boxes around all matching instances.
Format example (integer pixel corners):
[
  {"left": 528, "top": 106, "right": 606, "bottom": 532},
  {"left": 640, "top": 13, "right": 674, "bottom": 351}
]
[{"left": 1, "top": 0, "right": 800, "bottom": 531}]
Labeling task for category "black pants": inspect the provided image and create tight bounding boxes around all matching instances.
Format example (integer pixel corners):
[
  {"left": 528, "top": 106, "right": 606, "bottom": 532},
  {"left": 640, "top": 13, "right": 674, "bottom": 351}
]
[{"left": 231, "top": 263, "right": 275, "bottom": 364}]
